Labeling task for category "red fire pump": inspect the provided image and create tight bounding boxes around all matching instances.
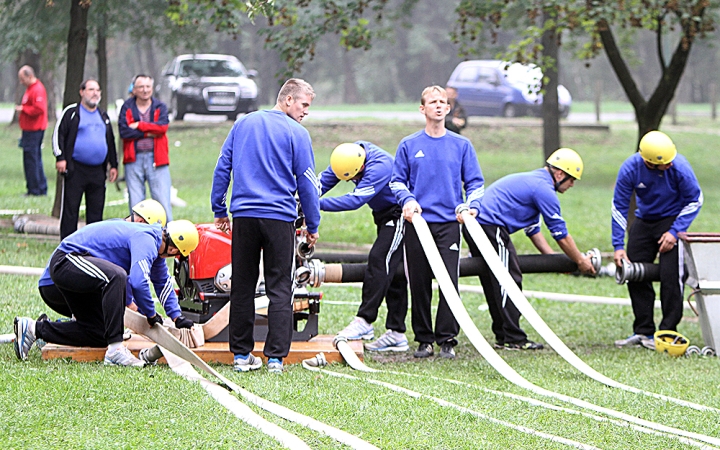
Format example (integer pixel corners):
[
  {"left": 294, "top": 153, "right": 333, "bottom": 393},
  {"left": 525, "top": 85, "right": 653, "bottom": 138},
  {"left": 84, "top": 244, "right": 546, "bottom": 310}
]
[{"left": 174, "top": 222, "right": 321, "bottom": 343}]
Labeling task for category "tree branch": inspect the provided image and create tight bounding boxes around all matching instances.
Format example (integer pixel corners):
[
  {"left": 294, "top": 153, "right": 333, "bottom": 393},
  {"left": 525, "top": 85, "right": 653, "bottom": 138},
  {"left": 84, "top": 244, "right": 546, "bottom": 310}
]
[{"left": 597, "top": 20, "right": 646, "bottom": 113}]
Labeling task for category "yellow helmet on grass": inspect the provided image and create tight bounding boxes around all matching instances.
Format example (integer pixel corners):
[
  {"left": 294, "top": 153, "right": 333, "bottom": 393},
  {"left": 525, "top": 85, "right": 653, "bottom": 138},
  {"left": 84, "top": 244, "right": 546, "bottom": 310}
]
[
  {"left": 546, "top": 148, "right": 583, "bottom": 180},
  {"left": 330, "top": 143, "right": 366, "bottom": 180},
  {"left": 132, "top": 199, "right": 167, "bottom": 227},
  {"left": 654, "top": 330, "right": 689, "bottom": 357},
  {"left": 639, "top": 131, "right": 676, "bottom": 165},
  {"left": 166, "top": 220, "right": 199, "bottom": 257}
]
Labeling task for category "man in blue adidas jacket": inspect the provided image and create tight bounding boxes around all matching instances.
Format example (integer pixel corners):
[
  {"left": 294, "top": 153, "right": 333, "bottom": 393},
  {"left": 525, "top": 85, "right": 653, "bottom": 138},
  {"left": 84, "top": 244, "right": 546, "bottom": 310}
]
[
  {"left": 320, "top": 141, "right": 409, "bottom": 352},
  {"left": 211, "top": 78, "right": 321, "bottom": 373},
  {"left": 464, "top": 148, "right": 595, "bottom": 350},
  {"left": 612, "top": 131, "right": 702, "bottom": 349},
  {"left": 391, "top": 85, "right": 484, "bottom": 360},
  {"left": 13, "top": 219, "right": 198, "bottom": 366}
]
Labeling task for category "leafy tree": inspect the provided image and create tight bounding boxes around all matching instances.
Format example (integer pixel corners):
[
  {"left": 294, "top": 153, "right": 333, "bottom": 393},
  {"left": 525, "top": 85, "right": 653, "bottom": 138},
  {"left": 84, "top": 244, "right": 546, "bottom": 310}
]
[{"left": 453, "top": 0, "right": 718, "bottom": 144}]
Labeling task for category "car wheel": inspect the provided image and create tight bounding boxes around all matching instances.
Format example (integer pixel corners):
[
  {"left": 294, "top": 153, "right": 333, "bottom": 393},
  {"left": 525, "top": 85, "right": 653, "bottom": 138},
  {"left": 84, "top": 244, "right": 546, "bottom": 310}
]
[
  {"left": 227, "top": 113, "right": 237, "bottom": 121},
  {"left": 560, "top": 106, "right": 570, "bottom": 119},
  {"left": 502, "top": 104, "right": 517, "bottom": 118},
  {"left": 171, "top": 96, "right": 185, "bottom": 121}
]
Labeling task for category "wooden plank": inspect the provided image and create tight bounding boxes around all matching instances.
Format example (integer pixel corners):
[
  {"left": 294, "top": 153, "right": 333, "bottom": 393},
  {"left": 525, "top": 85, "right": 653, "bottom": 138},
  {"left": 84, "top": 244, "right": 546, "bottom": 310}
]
[{"left": 41, "top": 334, "right": 363, "bottom": 365}]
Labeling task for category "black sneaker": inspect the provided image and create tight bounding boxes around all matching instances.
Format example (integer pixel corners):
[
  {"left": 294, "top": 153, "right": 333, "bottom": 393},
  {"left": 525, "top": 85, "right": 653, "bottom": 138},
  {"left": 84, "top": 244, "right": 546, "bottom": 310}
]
[
  {"left": 439, "top": 342, "right": 456, "bottom": 359},
  {"left": 413, "top": 342, "right": 434, "bottom": 358},
  {"left": 504, "top": 340, "right": 544, "bottom": 350}
]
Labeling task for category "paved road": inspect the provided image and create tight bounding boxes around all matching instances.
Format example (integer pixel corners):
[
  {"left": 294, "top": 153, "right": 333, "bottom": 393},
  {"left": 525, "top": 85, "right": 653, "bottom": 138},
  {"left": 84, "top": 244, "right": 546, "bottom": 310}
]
[{"left": 0, "top": 106, "right": 636, "bottom": 125}]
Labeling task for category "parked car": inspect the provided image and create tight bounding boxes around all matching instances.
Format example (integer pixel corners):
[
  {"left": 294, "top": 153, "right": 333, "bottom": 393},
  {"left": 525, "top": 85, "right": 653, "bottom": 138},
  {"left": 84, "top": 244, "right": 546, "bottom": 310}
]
[
  {"left": 447, "top": 60, "right": 571, "bottom": 118},
  {"left": 157, "top": 54, "right": 259, "bottom": 121}
]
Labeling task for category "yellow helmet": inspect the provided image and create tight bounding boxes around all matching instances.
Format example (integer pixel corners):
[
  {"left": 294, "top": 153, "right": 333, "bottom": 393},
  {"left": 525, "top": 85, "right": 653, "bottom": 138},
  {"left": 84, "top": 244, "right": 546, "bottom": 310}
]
[
  {"left": 654, "top": 330, "right": 689, "bottom": 357},
  {"left": 639, "top": 130, "right": 676, "bottom": 165},
  {"left": 132, "top": 199, "right": 167, "bottom": 227},
  {"left": 546, "top": 148, "right": 583, "bottom": 180},
  {"left": 165, "top": 220, "right": 199, "bottom": 257},
  {"left": 330, "top": 143, "right": 366, "bottom": 181}
]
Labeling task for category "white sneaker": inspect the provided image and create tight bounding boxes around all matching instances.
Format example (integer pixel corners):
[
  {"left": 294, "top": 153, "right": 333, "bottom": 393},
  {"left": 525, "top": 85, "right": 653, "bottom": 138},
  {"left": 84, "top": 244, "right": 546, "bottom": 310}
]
[
  {"left": 365, "top": 330, "right": 409, "bottom": 352},
  {"left": 233, "top": 354, "right": 262, "bottom": 372},
  {"left": 104, "top": 345, "right": 145, "bottom": 367},
  {"left": 13, "top": 317, "right": 36, "bottom": 361},
  {"left": 614, "top": 334, "right": 653, "bottom": 348},
  {"left": 337, "top": 317, "right": 374, "bottom": 340}
]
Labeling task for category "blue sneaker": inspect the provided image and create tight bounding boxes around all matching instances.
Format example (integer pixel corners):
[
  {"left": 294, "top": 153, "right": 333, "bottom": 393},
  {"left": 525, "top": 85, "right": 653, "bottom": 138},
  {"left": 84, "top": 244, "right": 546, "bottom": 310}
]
[
  {"left": 365, "top": 330, "right": 409, "bottom": 352},
  {"left": 267, "top": 357, "right": 283, "bottom": 373},
  {"left": 337, "top": 317, "right": 374, "bottom": 340},
  {"left": 13, "top": 317, "right": 36, "bottom": 361},
  {"left": 233, "top": 353, "right": 262, "bottom": 372}
]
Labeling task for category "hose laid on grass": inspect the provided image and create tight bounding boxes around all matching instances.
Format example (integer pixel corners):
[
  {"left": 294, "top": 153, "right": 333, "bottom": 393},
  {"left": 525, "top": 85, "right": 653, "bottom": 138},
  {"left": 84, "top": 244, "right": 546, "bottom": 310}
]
[
  {"left": 161, "top": 347, "right": 310, "bottom": 450},
  {"left": 301, "top": 360, "right": 600, "bottom": 450},
  {"left": 412, "top": 213, "right": 720, "bottom": 447},
  {"left": 124, "top": 309, "right": 378, "bottom": 450},
  {"left": 458, "top": 206, "right": 719, "bottom": 413},
  {"left": 317, "top": 338, "right": 715, "bottom": 448}
]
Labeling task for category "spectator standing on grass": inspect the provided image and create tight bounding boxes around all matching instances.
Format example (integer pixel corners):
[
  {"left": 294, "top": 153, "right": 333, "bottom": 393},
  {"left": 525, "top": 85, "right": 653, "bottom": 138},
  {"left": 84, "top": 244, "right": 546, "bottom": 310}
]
[
  {"left": 13, "top": 219, "right": 198, "bottom": 367},
  {"left": 444, "top": 86, "right": 467, "bottom": 134},
  {"left": 390, "top": 85, "right": 485, "bottom": 359},
  {"left": 321, "top": 141, "right": 409, "bottom": 352},
  {"left": 16, "top": 65, "right": 48, "bottom": 197},
  {"left": 461, "top": 148, "right": 595, "bottom": 351},
  {"left": 612, "top": 131, "right": 702, "bottom": 350},
  {"left": 211, "top": 78, "right": 321, "bottom": 374},
  {"left": 53, "top": 79, "right": 118, "bottom": 239},
  {"left": 118, "top": 75, "right": 173, "bottom": 222}
]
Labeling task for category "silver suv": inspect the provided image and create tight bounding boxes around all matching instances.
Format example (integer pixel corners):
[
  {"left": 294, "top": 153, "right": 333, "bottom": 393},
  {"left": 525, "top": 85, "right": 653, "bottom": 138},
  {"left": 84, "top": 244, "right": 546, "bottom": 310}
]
[{"left": 157, "top": 54, "right": 259, "bottom": 121}]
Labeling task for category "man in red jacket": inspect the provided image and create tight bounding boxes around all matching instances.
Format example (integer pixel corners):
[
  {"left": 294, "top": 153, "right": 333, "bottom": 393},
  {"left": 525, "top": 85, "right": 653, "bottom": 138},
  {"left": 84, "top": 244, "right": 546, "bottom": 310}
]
[
  {"left": 118, "top": 74, "right": 172, "bottom": 221},
  {"left": 16, "top": 65, "right": 48, "bottom": 196}
]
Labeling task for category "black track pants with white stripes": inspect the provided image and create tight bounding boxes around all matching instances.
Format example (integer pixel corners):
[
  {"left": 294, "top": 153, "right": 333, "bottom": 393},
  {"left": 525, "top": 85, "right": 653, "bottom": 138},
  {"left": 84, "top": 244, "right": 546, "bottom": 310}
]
[
  {"left": 357, "top": 206, "right": 408, "bottom": 332},
  {"left": 463, "top": 224, "right": 527, "bottom": 345},
  {"left": 404, "top": 221, "right": 460, "bottom": 346},
  {"left": 36, "top": 250, "right": 127, "bottom": 347}
]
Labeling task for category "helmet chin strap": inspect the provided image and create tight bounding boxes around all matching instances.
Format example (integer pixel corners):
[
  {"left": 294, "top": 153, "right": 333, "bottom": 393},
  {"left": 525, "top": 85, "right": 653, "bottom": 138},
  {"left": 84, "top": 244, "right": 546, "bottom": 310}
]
[
  {"left": 159, "top": 230, "right": 174, "bottom": 258},
  {"left": 547, "top": 165, "right": 570, "bottom": 191}
]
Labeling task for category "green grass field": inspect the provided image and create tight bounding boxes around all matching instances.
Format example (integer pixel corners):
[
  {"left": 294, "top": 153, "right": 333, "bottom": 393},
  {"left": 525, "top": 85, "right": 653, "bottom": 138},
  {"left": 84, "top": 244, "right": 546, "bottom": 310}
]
[{"left": 1, "top": 116, "right": 720, "bottom": 449}]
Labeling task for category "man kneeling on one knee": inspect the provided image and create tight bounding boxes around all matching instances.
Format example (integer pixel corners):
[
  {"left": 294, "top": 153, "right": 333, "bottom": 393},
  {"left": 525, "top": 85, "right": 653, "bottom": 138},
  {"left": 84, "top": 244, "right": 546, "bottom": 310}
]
[{"left": 14, "top": 219, "right": 199, "bottom": 367}]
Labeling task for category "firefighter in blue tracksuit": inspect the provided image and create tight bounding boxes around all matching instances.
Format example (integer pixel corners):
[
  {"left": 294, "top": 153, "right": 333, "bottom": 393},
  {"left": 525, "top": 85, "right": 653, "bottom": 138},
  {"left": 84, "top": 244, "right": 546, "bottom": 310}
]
[
  {"left": 390, "top": 85, "right": 485, "bottom": 359},
  {"left": 612, "top": 131, "right": 702, "bottom": 348},
  {"left": 465, "top": 148, "right": 595, "bottom": 350},
  {"left": 211, "top": 79, "right": 321, "bottom": 373},
  {"left": 320, "top": 141, "right": 409, "bottom": 352},
  {"left": 14, "top": 219, "right": 198, "bottom": 366}
]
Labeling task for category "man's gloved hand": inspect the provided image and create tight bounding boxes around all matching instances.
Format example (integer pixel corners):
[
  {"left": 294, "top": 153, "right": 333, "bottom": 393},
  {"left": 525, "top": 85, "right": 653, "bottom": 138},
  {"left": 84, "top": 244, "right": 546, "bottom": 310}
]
[
  {"left": 174, "top": 315, "right": 193, "bottom": 329},
  {"left": 147, "top": 314, "right": 163, "bottom": 327}
]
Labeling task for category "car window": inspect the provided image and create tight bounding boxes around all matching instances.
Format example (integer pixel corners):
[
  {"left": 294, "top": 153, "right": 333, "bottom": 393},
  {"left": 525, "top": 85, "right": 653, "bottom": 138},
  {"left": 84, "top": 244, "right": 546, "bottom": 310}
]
[
  {"left": 455, "top": 66, "right": 479, "bottom": 83},
  {"left": 477, "top": 67, "right": 498, "bottom": 84},
  {"left": 178, "top": 59, "right": 247, "bottom": 77}
]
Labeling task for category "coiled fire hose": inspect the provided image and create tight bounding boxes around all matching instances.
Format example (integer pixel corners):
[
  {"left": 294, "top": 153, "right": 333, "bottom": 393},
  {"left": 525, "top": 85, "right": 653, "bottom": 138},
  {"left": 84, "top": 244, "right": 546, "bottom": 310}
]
[{"left": 458, "top": 205, "right": 718, "bottom": 412}]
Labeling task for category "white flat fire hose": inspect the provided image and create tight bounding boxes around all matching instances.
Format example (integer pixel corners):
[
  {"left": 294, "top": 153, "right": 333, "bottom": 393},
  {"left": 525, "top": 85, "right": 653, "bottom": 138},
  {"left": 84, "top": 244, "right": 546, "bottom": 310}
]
[
  {"left": 124, "top": 309, "right": 378, "bottom": 450},
  {"left": 320, "top": 328, "right": 714, "bottom": 447},
  {"left": 411, "top": 213, "right": 720, "bottom": 447},
  {"left": 301, "top": 358, "right": 599, "bottom": 449},
  {"left": 458, "top": 206, "right": 719, "bottom": 413},
  {"left": 160, "top": 347, "right": 310, "bottom": 450}
]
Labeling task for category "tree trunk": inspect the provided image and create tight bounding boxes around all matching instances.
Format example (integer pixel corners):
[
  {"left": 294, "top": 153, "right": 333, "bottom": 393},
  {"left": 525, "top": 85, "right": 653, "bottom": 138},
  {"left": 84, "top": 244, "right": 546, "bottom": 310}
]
[
  {"left": 342, "top": 50, "right": 360, "bottom": 104},
  {"left": 598, "top": 18, "right": 696, "bottom": 145},
  {"left": 541, "top": 13, "right": 560, "bottom": 160},
  {"left": 96, "top": 12, "right": 108, "bottom": 112},
  {"left": 56, "top": 0, "right": 90, "bottom": 218}
]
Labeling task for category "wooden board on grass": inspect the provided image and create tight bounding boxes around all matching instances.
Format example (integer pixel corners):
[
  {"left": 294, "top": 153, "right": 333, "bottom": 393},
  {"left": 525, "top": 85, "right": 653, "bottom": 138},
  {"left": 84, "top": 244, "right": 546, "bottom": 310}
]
[{"left": 41, "top": 334, "right": 363, "bottom": 365}]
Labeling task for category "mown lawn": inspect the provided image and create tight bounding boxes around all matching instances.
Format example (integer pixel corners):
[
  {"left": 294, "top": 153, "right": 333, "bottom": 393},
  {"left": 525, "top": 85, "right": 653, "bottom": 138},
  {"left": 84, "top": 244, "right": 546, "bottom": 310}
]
[{"left": 1, "top": 115, "right": 720, "bottom": 449}]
